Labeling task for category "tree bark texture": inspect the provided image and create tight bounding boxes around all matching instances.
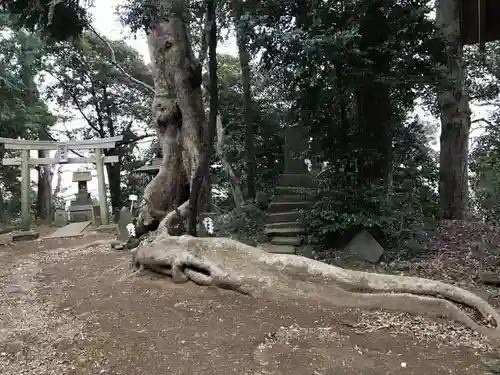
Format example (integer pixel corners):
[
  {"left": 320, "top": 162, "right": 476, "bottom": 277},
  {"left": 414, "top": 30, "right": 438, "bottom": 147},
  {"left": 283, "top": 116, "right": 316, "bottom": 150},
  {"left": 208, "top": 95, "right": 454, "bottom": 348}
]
[
  {"left": 436, "top": 0, "right": 471, "bottom": 219},
  {"left": 137, "top": 0, "right": 209, "bottom": 233}
]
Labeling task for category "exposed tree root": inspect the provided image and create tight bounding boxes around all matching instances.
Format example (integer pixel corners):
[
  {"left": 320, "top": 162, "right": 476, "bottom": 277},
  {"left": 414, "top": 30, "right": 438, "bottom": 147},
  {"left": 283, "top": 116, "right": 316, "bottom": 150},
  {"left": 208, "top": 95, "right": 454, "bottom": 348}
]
[
  {"left": 79, "top": 239, "right": 126, "bottom": 250},
  {"left": 131, "top": 235, "right": 500, "bottom": 341}
]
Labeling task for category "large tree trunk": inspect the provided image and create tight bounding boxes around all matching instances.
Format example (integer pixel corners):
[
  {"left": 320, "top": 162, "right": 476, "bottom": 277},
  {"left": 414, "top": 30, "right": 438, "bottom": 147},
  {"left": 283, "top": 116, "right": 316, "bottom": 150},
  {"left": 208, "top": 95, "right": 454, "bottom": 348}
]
[
  {"left": 36, "top": 149, "right": 53, "bottom": 222},
  {"left": 233, "top": 3, "right": 256, "bottom": 200},
  {"left": 137, "top": 0, "right": 209, "bottom": 234},
  {"left": 436, "top": 0, "right": 471, "bottom": 219}
]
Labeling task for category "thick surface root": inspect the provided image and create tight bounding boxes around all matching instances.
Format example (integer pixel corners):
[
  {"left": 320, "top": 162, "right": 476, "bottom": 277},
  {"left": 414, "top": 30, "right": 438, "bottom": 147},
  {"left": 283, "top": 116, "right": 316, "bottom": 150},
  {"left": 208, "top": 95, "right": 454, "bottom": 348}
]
[{"left": 132, "top": 235, "right": 500, "bottom": 341}]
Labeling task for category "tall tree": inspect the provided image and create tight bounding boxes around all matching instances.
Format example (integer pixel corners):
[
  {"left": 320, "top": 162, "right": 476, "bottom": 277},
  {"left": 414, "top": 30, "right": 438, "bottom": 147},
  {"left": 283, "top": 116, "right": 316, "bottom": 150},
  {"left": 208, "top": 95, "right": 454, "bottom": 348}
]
[
  {"left": 232, "top": 1, "right": 256, "bottom": 200},
  {"left": 0, "top": 14, "right": 55, "bottom": 223},
  {"left": 43, "top": 32, "right": 153, "bottom": 219},
  {"left": 17, "top": 30, "right": 54, "bottom": 222},
  {"left": 435, "top": 0, "right": 471, "bottom": 219},
  {"left": 122, "top": 0, "right": 210, "bottom": 233}
]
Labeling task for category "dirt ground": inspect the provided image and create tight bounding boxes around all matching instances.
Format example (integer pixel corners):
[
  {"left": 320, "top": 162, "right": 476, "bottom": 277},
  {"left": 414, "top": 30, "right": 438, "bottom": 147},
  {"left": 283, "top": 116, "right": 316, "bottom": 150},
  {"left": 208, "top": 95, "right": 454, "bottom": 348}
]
[{"left": 0, "top": 226, "right": 498, "bottom": 375}]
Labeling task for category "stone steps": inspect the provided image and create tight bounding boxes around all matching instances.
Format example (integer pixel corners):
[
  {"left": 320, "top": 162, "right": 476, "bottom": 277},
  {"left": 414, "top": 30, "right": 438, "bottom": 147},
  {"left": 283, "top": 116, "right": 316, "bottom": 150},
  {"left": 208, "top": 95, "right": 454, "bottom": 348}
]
[
  {"left": 266, "top": 211, "right": 301, "bottom": 224},
  {"left": 262, "top": 173, "right": 318, "bottom": 255},
  {"left": 267, "top": 201, "right": 312, "bottom": 214},
  {"left": 264, "top": 225, "right": 305, "bottom": 236},
  {"left": 274, "top": 186, "right": 316, "bottom": 196},
  {"left": 270, "top": 236, "right": 303, "bottom": 246},
  {"left": 271, "top": 193, "right": 313, "bottom": 202},
  {"left": 279, "top": 173, "right": 317, "bottom": 188}
]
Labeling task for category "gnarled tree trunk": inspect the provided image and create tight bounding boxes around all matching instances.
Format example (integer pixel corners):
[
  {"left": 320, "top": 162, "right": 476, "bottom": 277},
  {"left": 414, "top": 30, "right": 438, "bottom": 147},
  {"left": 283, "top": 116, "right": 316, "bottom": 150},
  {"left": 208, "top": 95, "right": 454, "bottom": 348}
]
[
  {"left": 436, "top": 0, "right": 471, "bottom": 219},
  {"left": 136, "top": 0, "right": 209, "bottom": 234}
]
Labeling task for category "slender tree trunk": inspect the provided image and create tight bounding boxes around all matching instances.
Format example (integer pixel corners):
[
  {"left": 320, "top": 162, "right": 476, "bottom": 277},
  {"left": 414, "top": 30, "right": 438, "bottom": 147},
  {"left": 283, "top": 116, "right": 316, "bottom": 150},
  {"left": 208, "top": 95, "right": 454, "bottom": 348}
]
[
  {"left": 137, "top": 0, "right": 209, "bottom": 234},
  {"left": 216, "top": 115, "right": 244, "bottom": 206},
  {"left": 105, "top": 157, "right": 122, "bottom": 222},
  {"left": 19, "top": 43, "right": 53, "bottom": 222},
  {"left": 36, "top": 149, "right": 53, "bottom": 222},
  {"left": 0, "top": 186, "right": 9, "bottom": 225},
  {"left": 0, "top": 147, "right": 10, "bottom": 224},
  {"left": 233, "top": 3, "right": 256, "bottom": 200},
  {"left": 52, "top": 164, "right": 63, "bottom": 211},
  {"left": 188, "top": 0, "right": 218, "bottom": 235},
  {"left": 436, "top": 0, "right": 471, "bottom": 219}
]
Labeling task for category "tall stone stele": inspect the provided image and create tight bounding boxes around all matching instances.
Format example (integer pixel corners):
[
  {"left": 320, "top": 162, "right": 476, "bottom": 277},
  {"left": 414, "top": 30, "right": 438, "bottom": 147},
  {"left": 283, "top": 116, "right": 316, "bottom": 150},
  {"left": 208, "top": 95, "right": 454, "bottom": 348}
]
[{"left": 68, "top": 171, "right": 94, "bottom": 222}]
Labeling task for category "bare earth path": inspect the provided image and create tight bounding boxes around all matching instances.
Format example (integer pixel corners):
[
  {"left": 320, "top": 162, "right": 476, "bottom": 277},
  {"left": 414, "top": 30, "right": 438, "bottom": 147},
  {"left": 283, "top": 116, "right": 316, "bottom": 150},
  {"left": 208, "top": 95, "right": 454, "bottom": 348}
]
[{"left": 0, "top": 231, "right": 495, "bottom": 374}]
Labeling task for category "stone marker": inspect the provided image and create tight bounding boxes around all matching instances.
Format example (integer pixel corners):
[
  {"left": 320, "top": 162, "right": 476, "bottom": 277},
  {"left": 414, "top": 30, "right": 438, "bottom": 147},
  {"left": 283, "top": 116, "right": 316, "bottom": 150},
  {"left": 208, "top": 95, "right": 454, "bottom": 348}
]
[
  {"left": 343, "top": 229, "right": 384, "bottom": 264},
  {"left": 92, "top": 205, "right": 102, "bottom": 226},
  {"left": 12, "top": 230, "right": 40, "bottom": 242},
  {"left": 53, "top": 209, "right": 68, "bottom": 227},
  {"left": 118, "top": 207, "right": 134, "bottom": 242}
]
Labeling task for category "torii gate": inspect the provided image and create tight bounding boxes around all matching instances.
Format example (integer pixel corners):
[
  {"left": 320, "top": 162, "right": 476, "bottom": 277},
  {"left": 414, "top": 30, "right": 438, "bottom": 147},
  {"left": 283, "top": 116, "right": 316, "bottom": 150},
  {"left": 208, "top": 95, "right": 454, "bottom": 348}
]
[{"left": 0, "top": 136, "right": 123, "bottom": 230}]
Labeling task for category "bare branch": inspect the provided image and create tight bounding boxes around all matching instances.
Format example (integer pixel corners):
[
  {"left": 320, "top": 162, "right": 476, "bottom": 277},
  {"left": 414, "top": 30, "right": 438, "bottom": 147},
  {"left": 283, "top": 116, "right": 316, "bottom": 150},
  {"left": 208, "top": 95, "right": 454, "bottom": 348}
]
[
  {"left": 86, "top": 23, "right": 155, "bottom": 93},
  {"left": 117, "top": 133, "right": 156, "bottom": 147},
  {"left": 197, "top": 6, "right": 211, "bottom": 66},
  {"left": 42, "top": 128, "right": 85, "bottom": 158},
  {"left": 471, "top": 118, "right": 494, "bottom": 127}
]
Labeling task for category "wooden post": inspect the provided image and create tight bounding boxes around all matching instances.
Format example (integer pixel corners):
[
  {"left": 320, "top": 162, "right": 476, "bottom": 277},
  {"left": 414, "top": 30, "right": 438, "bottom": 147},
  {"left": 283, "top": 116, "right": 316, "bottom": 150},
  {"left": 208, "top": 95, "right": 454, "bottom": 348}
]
[
  {"left": 94, "top": 148, "right": 109, "bottom": 225},
  {"left": 20, "top": 150, "right": 31, "bottom": 230}
]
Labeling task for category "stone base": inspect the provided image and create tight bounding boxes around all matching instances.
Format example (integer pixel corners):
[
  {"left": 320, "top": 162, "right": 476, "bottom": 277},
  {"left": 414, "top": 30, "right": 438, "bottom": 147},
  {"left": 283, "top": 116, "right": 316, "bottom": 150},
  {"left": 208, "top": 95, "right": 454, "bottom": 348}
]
[
  {"left": 12, "top": 231, "right": 40, "bottom": 242},
  {"left": 68, "top": 204, "right": 94, "bottom": 223}
]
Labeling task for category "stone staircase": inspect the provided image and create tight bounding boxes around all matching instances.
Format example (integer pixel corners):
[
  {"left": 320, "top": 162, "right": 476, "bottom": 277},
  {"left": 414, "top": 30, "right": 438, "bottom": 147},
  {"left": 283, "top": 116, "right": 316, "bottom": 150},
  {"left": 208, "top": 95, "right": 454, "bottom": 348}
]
[{"left": 263, "top": 173, "right": 316, "bottom": 254}]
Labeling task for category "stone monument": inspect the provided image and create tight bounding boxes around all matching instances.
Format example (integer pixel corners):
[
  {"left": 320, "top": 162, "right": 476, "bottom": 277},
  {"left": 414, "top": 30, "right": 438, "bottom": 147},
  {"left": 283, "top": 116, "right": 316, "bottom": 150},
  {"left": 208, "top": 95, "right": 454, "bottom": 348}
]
[
  {"left": 118, "top": 206, "right": 134, "bottom": 242},
  {"left": 53, "top": 209, "right": 68, "bottom": 227},
  {"left": 283, "top": 125, "right": 309, "bottom": 174},
  {"left": 68, "top": 171, "right": 94, "bottom": 222}
]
